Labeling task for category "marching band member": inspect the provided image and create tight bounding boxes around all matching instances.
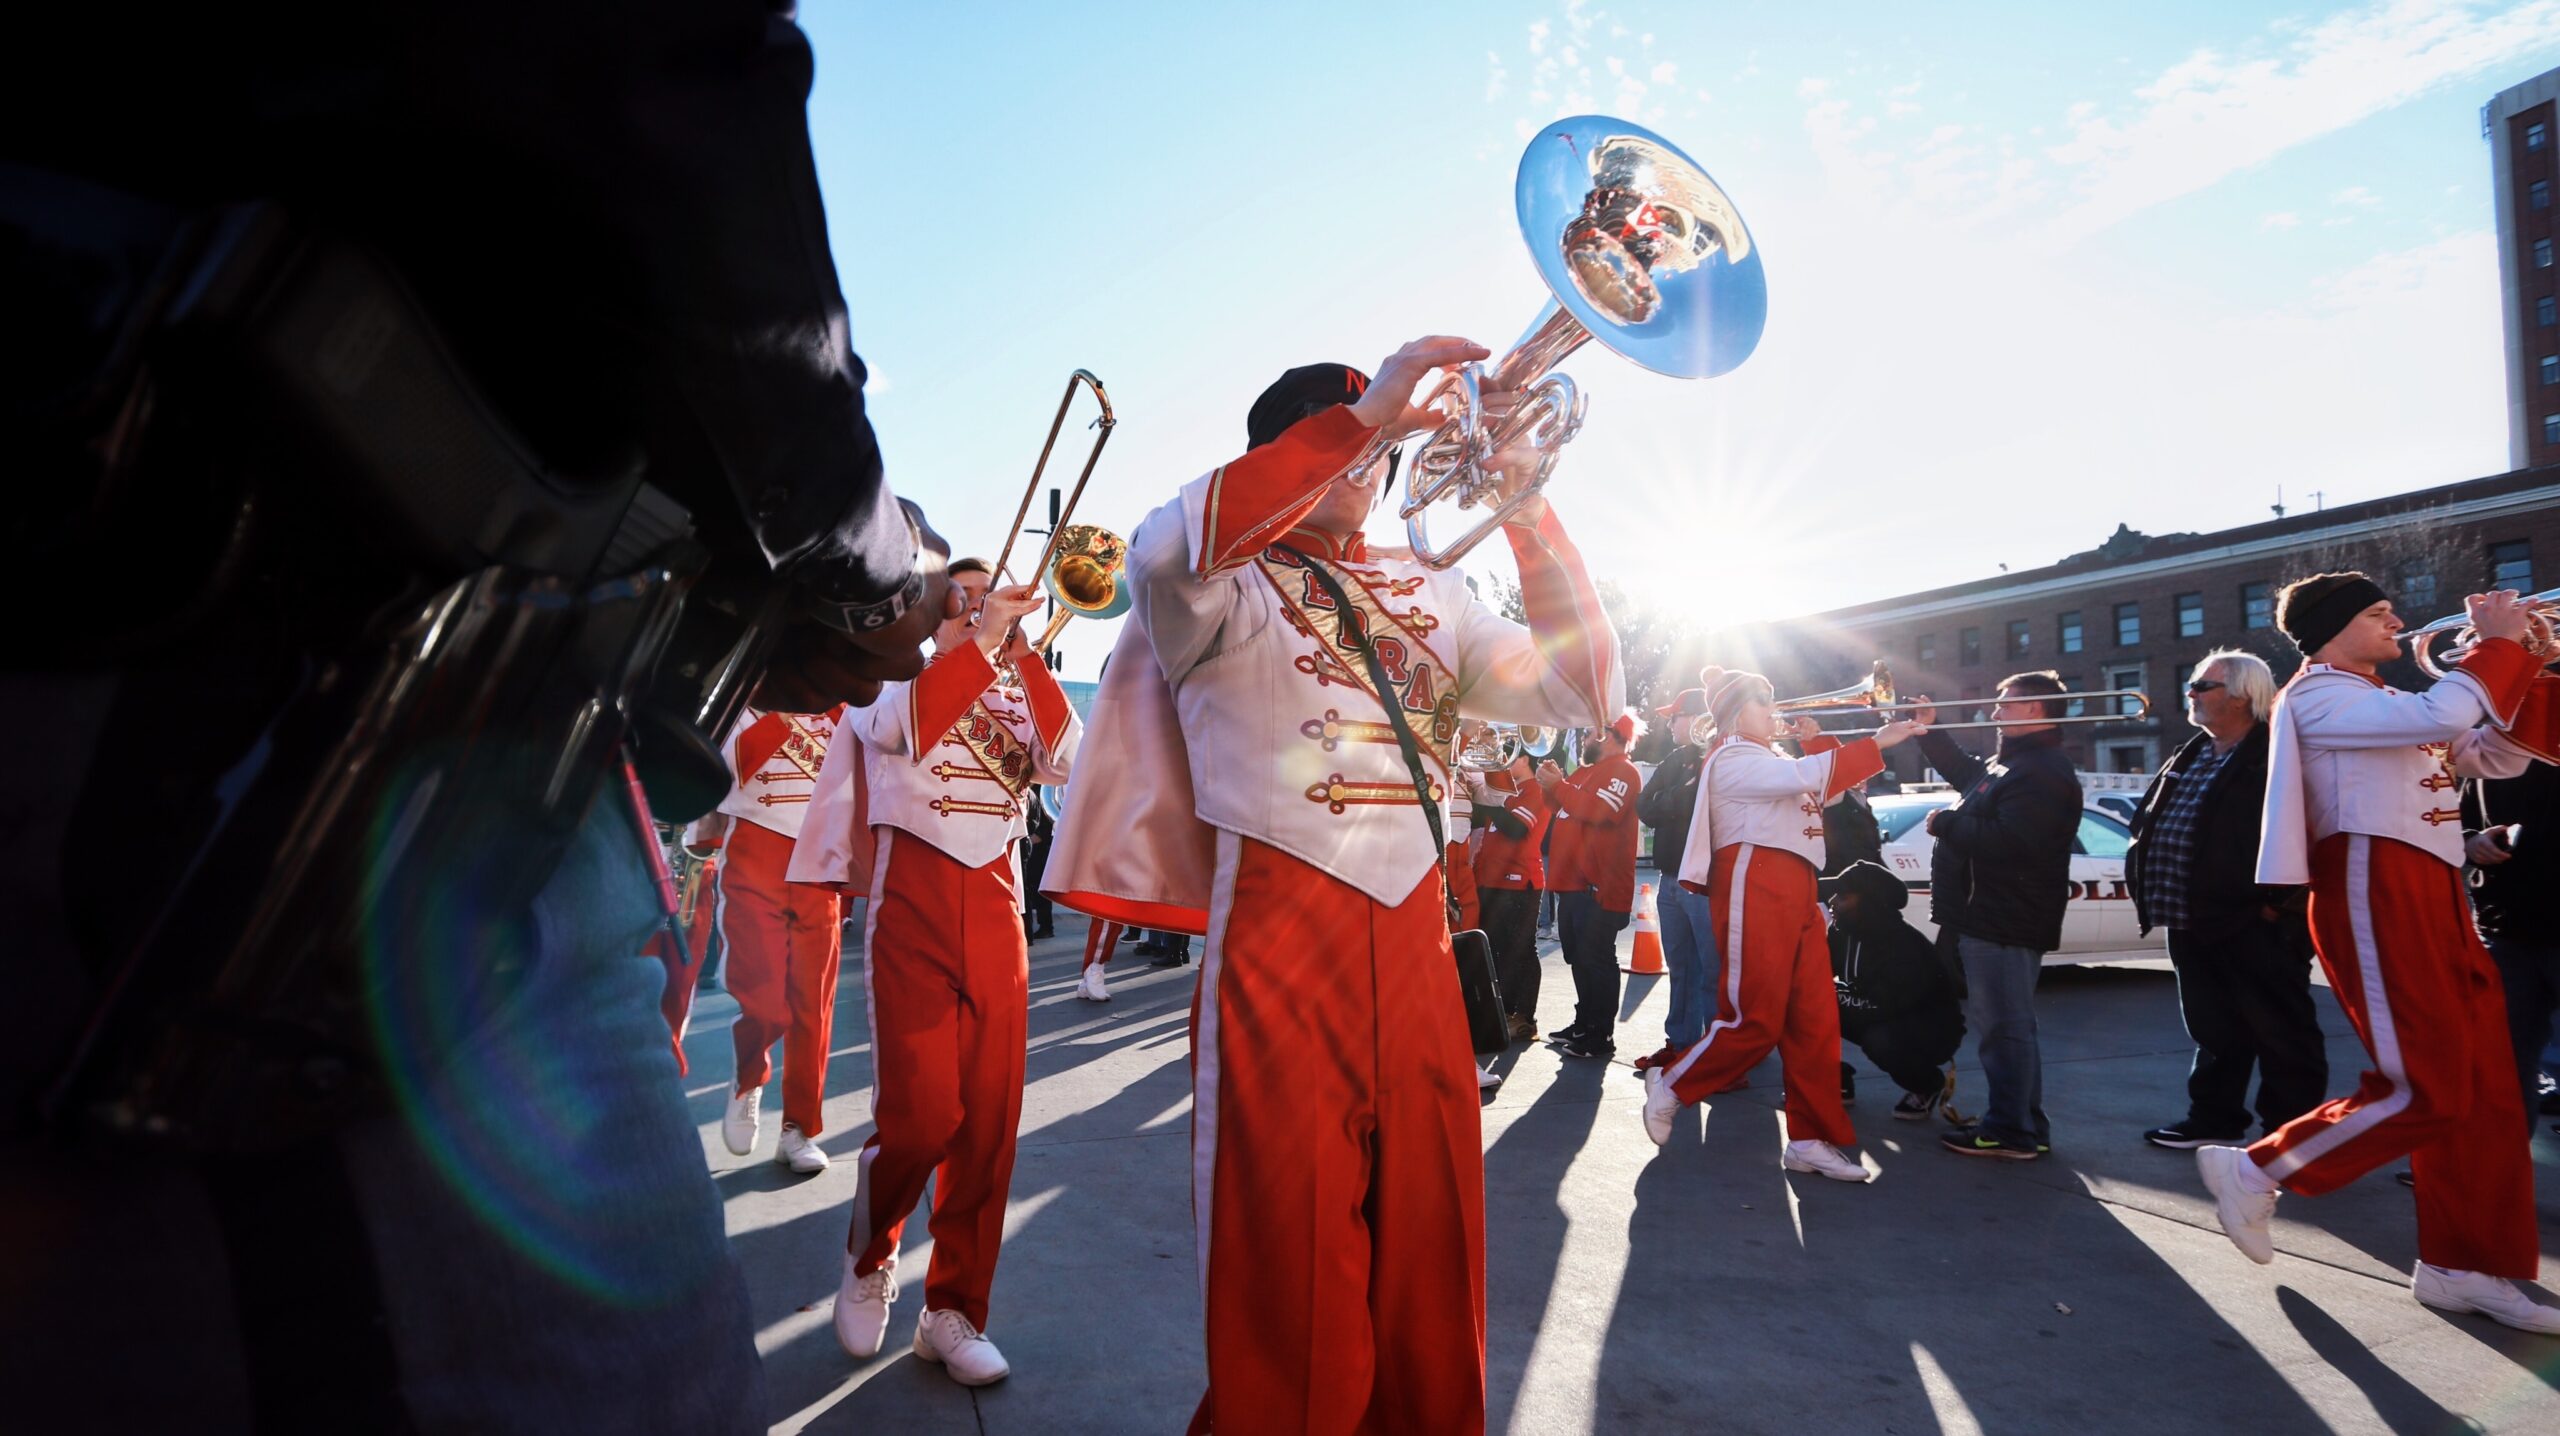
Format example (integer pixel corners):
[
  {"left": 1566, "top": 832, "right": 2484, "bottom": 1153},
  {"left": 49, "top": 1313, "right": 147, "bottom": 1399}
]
[
  {"left": 2197, "top": 575, "right": 2560, "bottom": 1334},
  {"left": 824, "top": 562, "right": 1081, "bottom": 1383},
  {"left": 1446, "top": 721, "right": 1486, "bottom": 934},
  {"left": 1474, "top": 750, "right": 1555, "bottom": 1043},
  {"left": 1076, "top": 918, "right": 1125, "bottom": 1002},
  {"left": 711, "top": 702, "right": 848, "bottom": 1176},
  {"left": 1641, "top": 669, "right": 1924, "bottom": 1181},
  {"left": 1546, "top": 715, "right": 1644, "bottom": 1061},
  {"left": 1044, "top": 338, "right": 1621, "bottom": 1434}
]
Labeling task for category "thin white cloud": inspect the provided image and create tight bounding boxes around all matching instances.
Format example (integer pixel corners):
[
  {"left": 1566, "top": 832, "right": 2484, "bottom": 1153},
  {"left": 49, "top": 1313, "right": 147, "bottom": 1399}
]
[
  {"left": 2039, "top": 0, "right": 2560, "bottom": 246},
  {"left": 2262, "top": 210, "right": 2302, "bottom": 228},
  {"left": 2331, "top": 183, "right": 2381, "bottom": 207},
  {"left": 1486, "top": 49, "right": 1509, "bottom": 104}
]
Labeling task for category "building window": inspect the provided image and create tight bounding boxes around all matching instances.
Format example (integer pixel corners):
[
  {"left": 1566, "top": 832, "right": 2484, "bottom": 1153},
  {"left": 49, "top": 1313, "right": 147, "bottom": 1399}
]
[
  {"left": 2399, "top": 560, "right": 2436, "bottom": 619},
  {"left": 2543, "top": 295, "right": 2559, "bottom": 326},
  {"left": 2492, "top": 539, "right": 2534, "bottom": 592},
  {"left": 2545, "top": 355, "right": 2560, "bottom": 386},
  {"left": 1959, "top": 627, "right": 1982, "bottom": 666},
  {"left": 2546, "top": 413, "right": 2560, "bottom": 445},
  {"left": 2242, "top": 581, "right": 2273, "bottom": 630},
  {"left": 2533, "top": 120, "right": 2551, "bottom": 150},
  {"left": 2175, "top": 591, "right": 2203, "bottom": 638},
  {"left": 2006, "top": 619, "right": 2030, "bottom": 658},
  {"left": 2114, "top": 601, "right": 2140, "bottom": 647},
  {"left": 2538, "top": 179, "right": 2554, "bottom": 212},
  {"left": 2058, "top": 610, "right": 2083, "bottom": 654},
  {"left": 1916, "top": 632, "right": 1936, "bottom": 664},
  {"left": 2540, "top": 238, "right": 2556, "bottom": 270},
  {"left": 2104, "top": 664, "right": 2144, "bottom": 716}
]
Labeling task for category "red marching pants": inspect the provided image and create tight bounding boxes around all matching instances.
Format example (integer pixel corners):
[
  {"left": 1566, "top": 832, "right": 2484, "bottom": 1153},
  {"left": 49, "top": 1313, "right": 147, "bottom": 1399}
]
[
  {"left": 2249, "top": 833, "right": 2535, "bottom": 1277},
  {"left": 1188, "top": 831, "right": 1486, "bottom": 1436},
  {"left": 717, "top": 821, "right": 843, "bottom": 1134},
  {"left": 847, "top": 829, "right": 1030, "bottom": 1330},
  {"left": 1083, "top": 918, "right": 1124, "bottom": 970},
  {"left": 1445, "top": 839, "right": 1481, "bottom": 932},
  {"left": 1660, "top": 844, "right": 1855, "bottom": 1146}
]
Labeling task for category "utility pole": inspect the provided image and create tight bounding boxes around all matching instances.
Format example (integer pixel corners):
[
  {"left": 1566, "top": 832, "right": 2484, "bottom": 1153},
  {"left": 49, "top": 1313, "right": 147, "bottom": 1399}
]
[{"left": 2270, "top": 485, "right": 2286, "bottom": 519}]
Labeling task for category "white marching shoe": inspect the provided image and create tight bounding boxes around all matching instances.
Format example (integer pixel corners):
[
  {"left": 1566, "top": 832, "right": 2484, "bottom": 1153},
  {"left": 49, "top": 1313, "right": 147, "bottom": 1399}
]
[
  {"left": 2196, "top": 1145, "right": 2279, "bottom": 1265},
  {"left": 1641, "top": 1069, "right": 1680, "bottom": 1147},
  {"left": 1782, "top": 1139, "right": 1873, "bottom": 1183},
  {"left": 2412, "top": 1262, "right": 2560, "bottom": 1334},
  {"left": 1074, "top": 963, "right": 1111, "bottom": 1002},
  {"left": 1477, "top": 1064, "right": 1502, "bottom": 1090},
  {"left": 833, "top": 1256, "right": 898, "bottom": 1358},
  {"left": 914, "top": 1308, "right": 1011, "bottom": 1385},
  {"left": 722, "top": 1085, "right": 763, "bottom": 1157},
  {"left": 777, "top": 1123, "right": 830, "bottom": 1174}
]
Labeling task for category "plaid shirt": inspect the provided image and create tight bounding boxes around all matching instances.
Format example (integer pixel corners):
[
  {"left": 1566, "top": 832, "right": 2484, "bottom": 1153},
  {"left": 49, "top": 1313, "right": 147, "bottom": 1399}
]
[{"left": 2137, "top": 740, "right": 2235, "bottom": 931}]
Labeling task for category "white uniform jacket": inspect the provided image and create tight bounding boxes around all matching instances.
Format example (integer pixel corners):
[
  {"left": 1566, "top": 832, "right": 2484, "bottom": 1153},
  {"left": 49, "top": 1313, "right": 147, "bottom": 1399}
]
[
  {"left": 1677, "top": 733, "right": 1885, "bottom": 891},
  {"left": 2257, "top": 639, "right": 2547, "bottom": 884},
  {"left": 1043, "top": 404, "right": 1623, "bottom": 922},
  {"left": 716, "top": 707, "right": 842, "bottom": 841},
  {"left": 850, "top": 642, "right": 1080, "bottom": 871}
]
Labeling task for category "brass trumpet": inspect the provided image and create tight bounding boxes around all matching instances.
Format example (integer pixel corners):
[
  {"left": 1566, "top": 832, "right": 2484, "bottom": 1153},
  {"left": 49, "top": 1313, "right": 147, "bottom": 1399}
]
[
  {"left": 1327, "top": 116, "right": 1769, "bottom": 570},
  {"left": 2400, "top": 586, "right": 2560, "bottom": 679},
  {"left": 1457, "top": 723, "right": 1554, "bottom": 771}
]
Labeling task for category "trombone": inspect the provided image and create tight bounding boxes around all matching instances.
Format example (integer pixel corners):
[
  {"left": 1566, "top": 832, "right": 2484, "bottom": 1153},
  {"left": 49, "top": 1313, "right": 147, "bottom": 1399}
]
[
  {"left": 1772, "top": 660, "right": 2149, "bottom": 729},
  {"left": 984, "top": 369, "right": 1121, "bottom": 656},
  {"left": 1820, "top": 691, "right": 2153, "bottom": 733},
  {"left": 2400, "top": 586, "right": 2560, "bottom": 678}
]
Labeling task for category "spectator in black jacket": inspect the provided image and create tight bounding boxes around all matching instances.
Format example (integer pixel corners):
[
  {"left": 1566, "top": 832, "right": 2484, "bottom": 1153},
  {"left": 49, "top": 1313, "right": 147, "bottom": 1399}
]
[
  {"left": 1910, "top": 671, "right": 2081, "bottom": 1160},
  {"left": 1635, "top": 686, "right": 1717, "bottom": 1065},
  {"left": 2125, "top": 651, "right": 2323, "bottom": 1149},
  {"left": 1830, "top": 861, "right": 1966, "bottom": 1121},
  {"left": 2463, "top": 759, "right": 2560, "bottom": 1133}
]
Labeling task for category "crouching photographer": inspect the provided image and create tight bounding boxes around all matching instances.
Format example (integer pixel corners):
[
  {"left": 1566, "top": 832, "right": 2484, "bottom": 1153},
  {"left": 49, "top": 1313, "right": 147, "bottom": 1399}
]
[{"left": 1830, "top": 860, "right": 1967, "bottom": 1122}]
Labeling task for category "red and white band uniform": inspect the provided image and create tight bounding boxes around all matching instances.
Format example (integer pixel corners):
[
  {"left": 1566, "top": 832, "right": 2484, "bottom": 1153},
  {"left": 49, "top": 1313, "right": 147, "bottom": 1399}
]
[
  {"left": 842, "top": 643, "right": 1080, "bottom": 1332},
  {"left": 714, "top": 706, "right": 847, "bottom": 1140},
  {"left": 2246, "top": 638, "right": 2558, "bottom": 1278},
  {"left": 1659, "top": 731, "right": 1888, "bottom": 1142},
  {"left": 1053, "top": 403, "right": 1620, "bottom": 1433},
  {"left": 1082, "top": 919, "right": 1124, "bottom": 971}
]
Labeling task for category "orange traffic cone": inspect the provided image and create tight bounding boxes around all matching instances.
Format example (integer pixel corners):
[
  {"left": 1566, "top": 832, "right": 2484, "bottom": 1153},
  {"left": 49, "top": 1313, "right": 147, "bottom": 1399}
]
[{"left": 1622, "top": 882, "right": 1666, "bottom": 975}]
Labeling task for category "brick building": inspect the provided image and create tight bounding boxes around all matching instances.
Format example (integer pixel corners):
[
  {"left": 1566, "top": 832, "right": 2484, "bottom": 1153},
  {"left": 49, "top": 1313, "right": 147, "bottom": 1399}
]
[
  {"left": 2491, "top": 67, "right": 2560, "bottom": 471},
  {"left": 1704, "top": 465, "right": 2560, "bottom": 779}
]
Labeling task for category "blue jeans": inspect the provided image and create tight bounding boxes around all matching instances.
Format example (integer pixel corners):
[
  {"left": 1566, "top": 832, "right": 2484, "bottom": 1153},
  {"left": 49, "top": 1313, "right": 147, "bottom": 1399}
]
[
  {"left": 1660, "top": 885, "right": 1720, "bottom": 1049},
  {"left": 1957, "top": 934, "right": 2049, "bottom": 1145}
]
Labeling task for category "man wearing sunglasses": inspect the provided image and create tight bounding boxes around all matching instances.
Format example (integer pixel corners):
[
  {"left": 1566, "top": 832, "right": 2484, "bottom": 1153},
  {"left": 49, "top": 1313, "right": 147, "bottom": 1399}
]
[{"left": 2125, "top": 651, "right": 2324, "bottom": 1153}]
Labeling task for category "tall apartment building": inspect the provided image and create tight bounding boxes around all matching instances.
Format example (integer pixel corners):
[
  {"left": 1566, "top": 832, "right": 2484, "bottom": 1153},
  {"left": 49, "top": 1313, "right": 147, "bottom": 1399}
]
[
  {"left": 2491, "top": 67, "right": 2560, "bottom": 470},
  {"left": 1704, "top": 466, "right": 2560, "bottom": 779}
]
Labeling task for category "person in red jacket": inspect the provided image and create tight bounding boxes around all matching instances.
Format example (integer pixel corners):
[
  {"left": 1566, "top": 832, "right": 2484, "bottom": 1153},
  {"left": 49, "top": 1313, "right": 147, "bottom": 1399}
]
[
  {"left": 1547, "top": 715, "right": 1645, "bottom": 1060},
  {"left": 1474, "top": 751, "right": 1557, "bottom": 1042}
]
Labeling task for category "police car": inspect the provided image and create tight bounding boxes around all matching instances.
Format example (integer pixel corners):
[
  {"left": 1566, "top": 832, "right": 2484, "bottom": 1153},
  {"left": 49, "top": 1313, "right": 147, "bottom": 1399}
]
[{"left": 1870, "top": 778, "right": 2163, "bottom": 963}]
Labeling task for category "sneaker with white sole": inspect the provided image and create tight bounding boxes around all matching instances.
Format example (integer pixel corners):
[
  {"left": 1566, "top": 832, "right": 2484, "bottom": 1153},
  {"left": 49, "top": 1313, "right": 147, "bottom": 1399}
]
[
  {"left": 914, "top": 1308, "right": 1011, "bottom": 1385},
  {"left": 1641, "top": 1068, "right": 1680, "bottom": 1147},
  {"left": 2412, "top": 1262, "right": 2560, "bottom": 1334},
  {"left": 1477, "top": 1065, "right": 1502, "bottom": 1090},
  {"left": 834, "top": 1256, "right": 898, "bottom": 1357},
  {"left": 1074, "top": 964, "right": 1110, "bottom": 1002},
  {"left": 1782, "top": 1139, "right": 1872, "bottom": 1183},
  {"left": 777, "top": 1123, "right": 829, "bottom": 1174},
  {"left": 2196, "top": 1144, "right": 2279, "bottom": 1265},
  {"left": 722, "top": 1085, "right": 763, "bottom": 1157}
]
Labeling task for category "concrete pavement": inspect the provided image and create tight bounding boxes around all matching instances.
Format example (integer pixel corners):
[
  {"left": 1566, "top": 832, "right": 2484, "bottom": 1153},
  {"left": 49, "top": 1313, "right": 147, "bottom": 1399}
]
[{"left": 679, "top": 902, "right": 2560, "bottom": 1435}]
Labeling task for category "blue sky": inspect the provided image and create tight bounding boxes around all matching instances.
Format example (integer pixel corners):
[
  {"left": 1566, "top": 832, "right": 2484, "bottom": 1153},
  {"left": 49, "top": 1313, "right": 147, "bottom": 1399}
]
[{"left": 801, "top": 1, "right": 2560, "bottom": 677}]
